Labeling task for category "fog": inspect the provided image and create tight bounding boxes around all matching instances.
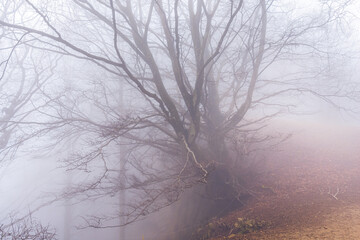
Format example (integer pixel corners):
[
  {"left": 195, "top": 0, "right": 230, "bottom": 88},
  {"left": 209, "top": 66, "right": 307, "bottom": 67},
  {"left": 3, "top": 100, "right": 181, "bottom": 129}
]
[
  {"left": 1, "top": 111, "right": 359, "bottom": 239},
  {"left": 1, "top": 0, "right": 360, "bottom": 240}
]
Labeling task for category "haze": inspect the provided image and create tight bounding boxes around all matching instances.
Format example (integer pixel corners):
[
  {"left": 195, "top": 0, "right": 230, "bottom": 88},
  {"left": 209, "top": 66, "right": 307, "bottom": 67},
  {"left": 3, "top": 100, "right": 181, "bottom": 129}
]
[{"left": 0, "top": 1, "right": 360, "bottom": 240}]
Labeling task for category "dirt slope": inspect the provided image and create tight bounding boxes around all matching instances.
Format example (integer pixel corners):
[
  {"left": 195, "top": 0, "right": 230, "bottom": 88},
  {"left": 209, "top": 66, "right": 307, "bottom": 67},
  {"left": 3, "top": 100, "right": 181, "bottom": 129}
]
[{"left": 205, "top": 119, "right": 360, "bottom": 240}]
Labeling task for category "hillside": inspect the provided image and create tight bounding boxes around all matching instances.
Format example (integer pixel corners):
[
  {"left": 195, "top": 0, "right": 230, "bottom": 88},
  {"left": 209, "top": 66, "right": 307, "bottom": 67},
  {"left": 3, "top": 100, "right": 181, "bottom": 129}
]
[{"left": 193, "top": 119, "right": 360, "bottom": 240}]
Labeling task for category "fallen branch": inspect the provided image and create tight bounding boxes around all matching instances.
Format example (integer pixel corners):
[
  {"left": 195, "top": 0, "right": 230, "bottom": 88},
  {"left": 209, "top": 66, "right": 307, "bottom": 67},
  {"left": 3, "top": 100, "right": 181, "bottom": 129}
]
[
  {"left": 181, "top": 135, "right": 208, "bottom": 182},
  {"left": 328, "top": 186, "right": 340, "bottom": 200}
]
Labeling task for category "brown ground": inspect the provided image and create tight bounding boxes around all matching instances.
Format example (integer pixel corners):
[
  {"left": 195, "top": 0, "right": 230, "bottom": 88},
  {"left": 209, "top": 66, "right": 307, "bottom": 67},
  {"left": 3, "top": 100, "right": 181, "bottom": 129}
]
[{"left": 209, "top": 119, "right": 360, "bottom": 240}]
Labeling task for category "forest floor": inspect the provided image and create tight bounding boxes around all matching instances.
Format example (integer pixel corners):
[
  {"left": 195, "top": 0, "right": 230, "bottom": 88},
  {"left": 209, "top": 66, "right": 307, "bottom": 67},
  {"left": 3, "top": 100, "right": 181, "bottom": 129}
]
[{"left": 197, "top": 119, "right": 360, "bottom": 240}]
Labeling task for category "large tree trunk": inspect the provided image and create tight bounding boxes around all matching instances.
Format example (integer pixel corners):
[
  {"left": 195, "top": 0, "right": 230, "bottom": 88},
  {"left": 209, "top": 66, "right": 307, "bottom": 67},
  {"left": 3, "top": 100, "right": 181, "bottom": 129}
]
[{"left": 201, "top": 133, "right": 249, "bottom": 214}]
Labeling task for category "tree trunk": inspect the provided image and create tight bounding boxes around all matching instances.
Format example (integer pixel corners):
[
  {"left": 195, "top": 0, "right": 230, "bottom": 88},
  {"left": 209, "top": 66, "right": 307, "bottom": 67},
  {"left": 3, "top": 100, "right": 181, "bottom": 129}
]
[{"left": 203, "top": 134, "right": 247, "bottom": 215}]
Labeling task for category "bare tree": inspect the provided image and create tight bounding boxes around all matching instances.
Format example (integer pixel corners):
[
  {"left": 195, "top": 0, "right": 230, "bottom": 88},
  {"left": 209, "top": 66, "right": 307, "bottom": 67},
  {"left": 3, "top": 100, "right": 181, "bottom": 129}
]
[
  {"left": 0, "top": 215, "right": 56, "bottom": 240},
  {"left": 0, "top": 1, "right": 60, "bottom": 163},
  {"left": 0, "top": 0, "right": 358, "bottom": 231}
]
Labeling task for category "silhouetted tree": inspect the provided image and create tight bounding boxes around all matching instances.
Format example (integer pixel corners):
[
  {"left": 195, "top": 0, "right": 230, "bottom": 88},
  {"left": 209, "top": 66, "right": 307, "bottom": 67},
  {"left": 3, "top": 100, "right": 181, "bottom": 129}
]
[
  {"left": 0, "top": 0, "right": 358, "bottom": 229},
  {"left": 0, "top": 215, "right": 56, "bottom": 240}
]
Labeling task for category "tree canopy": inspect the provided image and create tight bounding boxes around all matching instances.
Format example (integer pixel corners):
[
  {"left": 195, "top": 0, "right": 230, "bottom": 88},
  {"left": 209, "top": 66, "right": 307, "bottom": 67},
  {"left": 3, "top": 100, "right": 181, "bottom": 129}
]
[{"left": 0, "top": 0, "right": 359, "bottom": 231}]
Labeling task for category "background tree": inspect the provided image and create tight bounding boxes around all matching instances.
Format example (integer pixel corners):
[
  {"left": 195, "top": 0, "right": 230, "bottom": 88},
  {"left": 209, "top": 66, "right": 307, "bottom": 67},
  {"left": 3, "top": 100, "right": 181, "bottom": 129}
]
[
  {"left": 0, "top": 215, "right": 56, "bottom": 240},
  {"left": 0, "top": 0, "right": 359, "bottom": 232}
]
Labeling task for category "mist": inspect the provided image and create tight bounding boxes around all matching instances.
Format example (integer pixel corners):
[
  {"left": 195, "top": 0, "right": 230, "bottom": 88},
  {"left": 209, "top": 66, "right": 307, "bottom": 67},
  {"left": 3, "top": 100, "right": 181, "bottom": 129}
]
[{"left": 1, "top": 0, "right": 360, "bottom": 240}]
